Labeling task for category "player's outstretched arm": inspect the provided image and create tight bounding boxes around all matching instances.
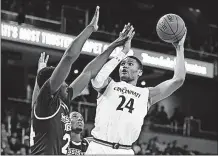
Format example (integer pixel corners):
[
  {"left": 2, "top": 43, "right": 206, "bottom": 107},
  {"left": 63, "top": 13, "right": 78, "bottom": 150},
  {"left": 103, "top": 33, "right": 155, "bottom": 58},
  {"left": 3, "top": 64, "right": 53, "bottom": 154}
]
[
  {"left": 148, "top": 29, "right": 187, "bottom": 106},
  {"left": 92, "top": 25, "right": 135, "bottom": 91},
  {"left": 69, "top": 24, "right": 132, "bottom": 100},
  {"left": 32, "top": 52, "right": 49, "bottom": 106},
  {"left": 49, "top": 6, "right": 99, "bottom": 94}
]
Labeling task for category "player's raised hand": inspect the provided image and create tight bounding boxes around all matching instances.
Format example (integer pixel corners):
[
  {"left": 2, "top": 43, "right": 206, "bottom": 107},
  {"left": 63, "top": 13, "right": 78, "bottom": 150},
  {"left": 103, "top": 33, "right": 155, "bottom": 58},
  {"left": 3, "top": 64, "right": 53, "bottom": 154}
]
[
  {"left": 172, "top": 27, "right": 187, "bottom": 50},
  {"left": 89, "top": 6, "right": 100, "bottom": 32},
  {"left": 37, "top": 52, "right": 49, "bottom": 73},
  {"left": 122, "top": 25, "right": 135, "bottom": 54},
  {"left": 111, "top": 23, "right": 132, "bottom": 47}
]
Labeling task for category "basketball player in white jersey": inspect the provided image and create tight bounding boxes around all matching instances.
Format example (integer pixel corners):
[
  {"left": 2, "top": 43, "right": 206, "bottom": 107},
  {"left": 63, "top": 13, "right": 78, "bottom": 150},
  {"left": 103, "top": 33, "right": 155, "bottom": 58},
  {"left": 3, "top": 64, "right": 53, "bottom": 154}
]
[{"left": 86, "top": 26, "right": 187, "bottom": 154}]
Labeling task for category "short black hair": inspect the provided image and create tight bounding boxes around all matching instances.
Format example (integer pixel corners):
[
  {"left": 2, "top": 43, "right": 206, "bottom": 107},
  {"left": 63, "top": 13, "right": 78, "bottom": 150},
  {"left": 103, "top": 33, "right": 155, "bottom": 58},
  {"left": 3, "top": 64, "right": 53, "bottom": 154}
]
[
  {"left": 126, "top": 56, "right": 143, "bottom": 71},
  {"left": 37, "top": 66, "right": 55, "bottom": 88}
]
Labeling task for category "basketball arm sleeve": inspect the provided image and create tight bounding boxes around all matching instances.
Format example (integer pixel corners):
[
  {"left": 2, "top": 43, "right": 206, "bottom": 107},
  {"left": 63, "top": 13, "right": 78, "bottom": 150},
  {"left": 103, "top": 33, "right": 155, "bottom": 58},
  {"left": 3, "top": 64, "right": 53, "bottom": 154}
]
[{"left": 91, "top": 51, "right": 126, "bottom": 89}]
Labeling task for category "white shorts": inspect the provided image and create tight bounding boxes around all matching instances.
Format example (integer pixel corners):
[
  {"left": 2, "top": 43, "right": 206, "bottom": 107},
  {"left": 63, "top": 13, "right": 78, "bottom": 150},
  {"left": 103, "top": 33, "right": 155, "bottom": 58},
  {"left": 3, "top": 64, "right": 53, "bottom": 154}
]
[{"left": 85, "top": 141, "right": 134, "bottom": 155}]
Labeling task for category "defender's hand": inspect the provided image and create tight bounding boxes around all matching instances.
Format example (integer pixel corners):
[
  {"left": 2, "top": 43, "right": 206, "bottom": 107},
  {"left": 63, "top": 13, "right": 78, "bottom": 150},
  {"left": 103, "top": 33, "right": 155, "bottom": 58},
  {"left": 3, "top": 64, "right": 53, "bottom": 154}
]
[
  {"left": 89, "top": 6, "right": 100, "bottom": 32},
  {"left": 111, "top": 23, "right": 132, "bottom": 47},
  {"left": 122, "top": 25, "right": 135, "bottom": 54},
  {"left": 37, "top": 52, "right": 49, "bottom": 73}
]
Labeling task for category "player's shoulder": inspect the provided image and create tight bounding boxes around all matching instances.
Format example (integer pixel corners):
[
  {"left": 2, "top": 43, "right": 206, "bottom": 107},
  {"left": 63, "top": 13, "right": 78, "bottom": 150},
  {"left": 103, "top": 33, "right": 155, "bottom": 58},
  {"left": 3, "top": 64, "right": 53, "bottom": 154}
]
[
  {"left": 135, "top": 84, "right": 149, "bottom": 90},
  {"left": 37, "top": 79, "right": 61, "bottom": 102},
  {"left": 83, "top": 137, "right": 93, "bottom": 144},
  {"left": 96, "top": 77, "right": 115, "bottom": 96},
  {"left": 38, "top": 79, "right": 51, "bottom": 93},
  {"left": 103, "top": 77, "right": 114, "bottom": 86},
  {"left": 132, "top": 85, "right": 150, "bottom": 97}
]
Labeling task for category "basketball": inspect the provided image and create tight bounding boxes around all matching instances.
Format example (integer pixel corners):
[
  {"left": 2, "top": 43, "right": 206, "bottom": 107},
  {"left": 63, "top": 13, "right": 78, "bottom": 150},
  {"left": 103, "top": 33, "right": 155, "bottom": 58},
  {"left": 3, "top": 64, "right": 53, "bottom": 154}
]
[{"left": 156, "top": 14, "right": 186, "bottom": 43}]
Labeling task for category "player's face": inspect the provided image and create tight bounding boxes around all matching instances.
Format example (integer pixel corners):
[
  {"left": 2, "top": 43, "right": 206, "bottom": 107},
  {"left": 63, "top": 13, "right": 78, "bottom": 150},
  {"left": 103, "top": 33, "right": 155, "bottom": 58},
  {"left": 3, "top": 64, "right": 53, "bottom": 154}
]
[
  {"left": 119, "top": 57, "right": 141, "bottom": 82},
  {"left": 70, "top": 112, "right": 84, "bottom": 133}
]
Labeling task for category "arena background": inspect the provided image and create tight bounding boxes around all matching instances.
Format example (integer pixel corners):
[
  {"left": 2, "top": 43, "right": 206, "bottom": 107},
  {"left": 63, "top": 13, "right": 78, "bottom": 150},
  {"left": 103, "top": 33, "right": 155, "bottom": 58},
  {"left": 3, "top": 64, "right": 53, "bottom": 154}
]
[{"left": 1, "top": 0, "right": 218, "bottom": 155}]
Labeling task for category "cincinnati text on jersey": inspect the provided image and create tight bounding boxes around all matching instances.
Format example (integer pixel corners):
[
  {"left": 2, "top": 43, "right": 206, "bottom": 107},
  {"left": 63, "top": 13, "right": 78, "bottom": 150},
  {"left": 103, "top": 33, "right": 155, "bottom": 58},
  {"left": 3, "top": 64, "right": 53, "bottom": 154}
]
[{"left": 113, "top": 87, "right": 141, "bottom": 98}]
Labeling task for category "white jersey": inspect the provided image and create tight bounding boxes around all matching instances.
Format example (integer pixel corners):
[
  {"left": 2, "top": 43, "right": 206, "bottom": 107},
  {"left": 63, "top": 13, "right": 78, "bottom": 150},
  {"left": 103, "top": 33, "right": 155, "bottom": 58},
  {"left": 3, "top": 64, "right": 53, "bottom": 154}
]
[{"left": 91, "top": 80, "right": 149, "bottom": 145}]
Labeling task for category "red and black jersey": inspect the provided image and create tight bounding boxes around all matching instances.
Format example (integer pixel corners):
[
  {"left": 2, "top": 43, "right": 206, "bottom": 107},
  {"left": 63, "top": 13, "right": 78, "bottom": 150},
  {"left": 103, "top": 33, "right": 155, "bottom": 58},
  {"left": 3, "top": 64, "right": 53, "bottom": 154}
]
[{"left": 30, "top": 80, "right": 73, "bottom": 155}]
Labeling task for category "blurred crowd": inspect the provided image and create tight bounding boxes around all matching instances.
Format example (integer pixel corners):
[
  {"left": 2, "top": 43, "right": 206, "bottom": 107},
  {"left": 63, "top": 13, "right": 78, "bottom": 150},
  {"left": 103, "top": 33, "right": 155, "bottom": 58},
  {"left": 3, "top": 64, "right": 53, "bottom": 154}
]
[
  {"left": 147, "top": 105, "right": 185, "bottom": 128},
  {"left": 0, "top": 108, "right": 211, "bottom": 155},
  {"left": 0, "top": 102, "right": 205, "bottom": 155},
  {"left": 132, "top": 136, "right": 211, "bottom": 155},
  {"left": 2, "top": 0, "right": 218, "bottom": 56},
  {"left": 1, "top": 110, "right": 30, "bottom": 155}
]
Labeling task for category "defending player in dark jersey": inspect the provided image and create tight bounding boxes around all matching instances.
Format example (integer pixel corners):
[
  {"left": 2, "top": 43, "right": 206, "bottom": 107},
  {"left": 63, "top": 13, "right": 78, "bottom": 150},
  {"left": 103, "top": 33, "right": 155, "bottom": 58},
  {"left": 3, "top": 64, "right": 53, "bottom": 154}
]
[
  {"left": 67, "top": 112, "right": 92, "bottom": 155},
  {"left": 31, "top": 73, "right": 72, "bottom": 154},
  {"left": 30, "top": 6, "right": 131, "bottom": 155},
  {"left": 30, "top": 6, "right": 100, "bottom": 155}
]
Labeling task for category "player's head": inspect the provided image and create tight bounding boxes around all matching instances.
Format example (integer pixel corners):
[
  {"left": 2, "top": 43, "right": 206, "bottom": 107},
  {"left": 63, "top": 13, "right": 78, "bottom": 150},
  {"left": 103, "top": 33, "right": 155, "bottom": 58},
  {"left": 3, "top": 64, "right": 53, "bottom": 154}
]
[
  {"left": 70, "top": 112, "right": 84, "bottom": 134},
  {"left": 37, "top": 66, "right": 68, "bottom": 100},
  {"left": 119, "top": 56, "right": 143, "bottom": 83},
  {"left": 37, "top": 66, "right": 55, "bottom": 88}
]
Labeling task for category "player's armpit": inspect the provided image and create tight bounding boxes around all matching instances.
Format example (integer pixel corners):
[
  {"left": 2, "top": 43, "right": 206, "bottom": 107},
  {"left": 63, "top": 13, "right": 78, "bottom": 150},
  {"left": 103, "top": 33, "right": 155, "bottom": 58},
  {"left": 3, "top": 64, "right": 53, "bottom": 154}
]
[
  {"left": 66, "top": 87, "right": 73, "bottom": 107},
  {"left": 34, "top": 80, "right": 61, "bottom": 119},
  {"left": 93, "top": 78, "right": 113, "bottom": 100},
  {"left": 69, "top": 72, "right": 92, "bottom": 100},
  {"left": 148, "top": 78, "right": 184, "bottom": 105}
]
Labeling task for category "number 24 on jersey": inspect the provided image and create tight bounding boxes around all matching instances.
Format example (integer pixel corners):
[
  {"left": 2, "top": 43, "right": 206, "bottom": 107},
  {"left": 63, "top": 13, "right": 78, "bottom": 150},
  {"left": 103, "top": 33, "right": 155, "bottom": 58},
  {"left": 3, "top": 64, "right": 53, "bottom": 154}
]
[{"left": 116, "top": 95, "right": 135, "bottom": 113}]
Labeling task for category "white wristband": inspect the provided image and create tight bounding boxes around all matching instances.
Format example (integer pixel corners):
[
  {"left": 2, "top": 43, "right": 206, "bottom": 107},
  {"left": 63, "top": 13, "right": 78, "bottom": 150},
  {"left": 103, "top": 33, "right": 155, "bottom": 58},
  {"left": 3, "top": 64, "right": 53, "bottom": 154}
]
[{"left": 114, "top": 51, "right": 126, "bottom": 62}]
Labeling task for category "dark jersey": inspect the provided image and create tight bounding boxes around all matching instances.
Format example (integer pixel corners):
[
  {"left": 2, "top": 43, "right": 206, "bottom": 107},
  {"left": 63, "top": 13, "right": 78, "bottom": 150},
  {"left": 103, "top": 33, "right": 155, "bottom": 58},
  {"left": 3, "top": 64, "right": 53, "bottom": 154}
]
[
  {"left": 30, "top": 80, "right": 73, "bottom": 155},
  {"left": 67, "top": 138, "right": 89, "bottom": 155}
]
